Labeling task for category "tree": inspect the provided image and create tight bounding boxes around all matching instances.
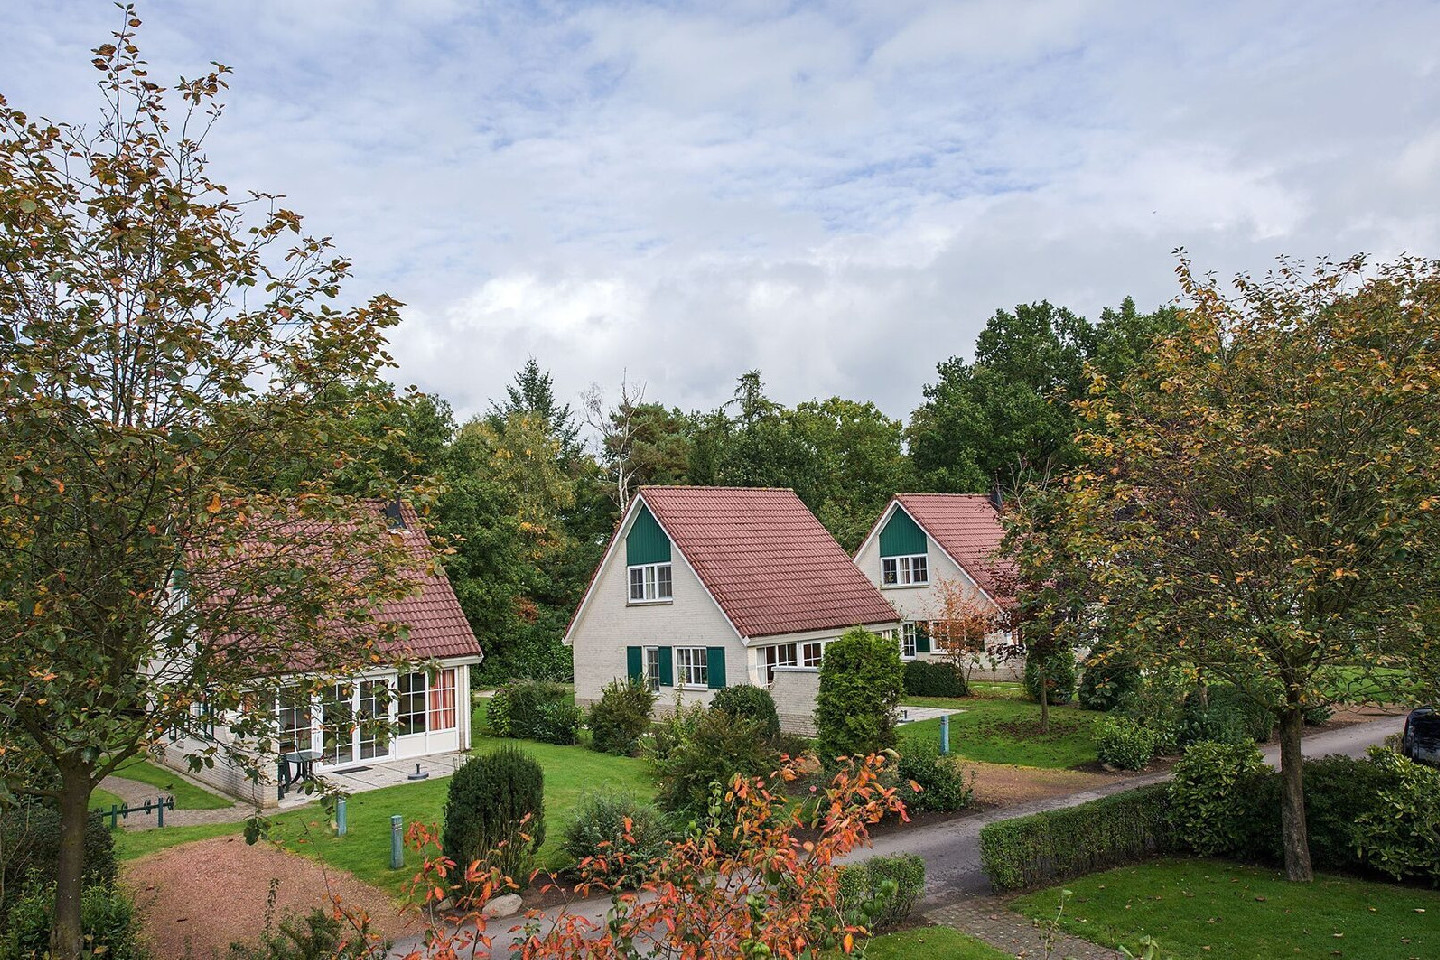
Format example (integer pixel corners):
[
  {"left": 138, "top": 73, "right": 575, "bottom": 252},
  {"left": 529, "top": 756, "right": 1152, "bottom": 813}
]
[
  {"left": 1067, "top": 254, "right": 1440, "bottom": 881},
  {"left": 0, "top": 13, "right": 418, "bottom": 956},
  {"left": 927, "top": 577, "right": 1004, "bottom": 690},
  {"left": 583, "top": 374, "right": 649, "bottom": 512},
  {"left": 488, "top": 357, "right": 581, "bottom": 463},
  {"left": 789, "top": 397, "right": 913, "bottom": 551}
]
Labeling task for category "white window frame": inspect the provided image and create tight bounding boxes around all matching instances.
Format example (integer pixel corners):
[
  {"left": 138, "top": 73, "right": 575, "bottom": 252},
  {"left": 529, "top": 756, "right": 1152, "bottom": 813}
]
[
  {"left": 901, "top": 622, "right": 919, "bottom": 660},
  {"left": 761, "top": 642, "right": 798, "bottom": 685},
  {"left": 801, "top": 640, "right": 824, "bottom": 668},
  {"left": 628, "top": 562, "right": 673, "bottom": 603},
  {"left": 397, "top": 671, "right": 429, "bottom": 736},
  {"left": 644, "top": 645, "right": 661, "bottom": 692},
  {"left": 676, "top": 646, "right": 708, "bottom": 689},
  {"left": 882, "top": 554, "right": 928, "bottom": 587}
]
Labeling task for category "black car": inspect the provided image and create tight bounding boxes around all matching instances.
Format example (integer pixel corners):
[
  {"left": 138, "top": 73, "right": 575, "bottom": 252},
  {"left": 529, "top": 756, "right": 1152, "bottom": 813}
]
[{"left": 1401, "top": 706, "right": 1440, "bottom": 767}]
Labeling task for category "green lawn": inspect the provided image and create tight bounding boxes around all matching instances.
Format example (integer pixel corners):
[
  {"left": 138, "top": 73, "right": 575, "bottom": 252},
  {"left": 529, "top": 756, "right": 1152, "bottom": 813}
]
[
  {"left": 1013, "top": 858, "right": 1440, "bottom": 960},
  {"left": 1317, "top": 666, "right": 1420, "bottom": 706},
  {"left": 112, "top": 757, "right": 233, "bottom": 810},
  {"left": 900, "top": 684, "right": 1102, "bottom": 769},
  {"left": 116, "top": 707, "right": 657, "bottom": 903},
  {"left": 863, "top": 926, "right": 1013, "bottom": 959},
  {"left": 88, "top": 786, "right": 125, "bottom": 813}
]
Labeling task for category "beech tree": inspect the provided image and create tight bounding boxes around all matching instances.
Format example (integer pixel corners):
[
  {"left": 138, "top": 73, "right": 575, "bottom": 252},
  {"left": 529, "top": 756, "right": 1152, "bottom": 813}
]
[
  {"left": 1068, "top": 254, "right": 1440, "bottom": 881},
  {"left": 0, "top": 12, "right": 421, "bottom": 955}
]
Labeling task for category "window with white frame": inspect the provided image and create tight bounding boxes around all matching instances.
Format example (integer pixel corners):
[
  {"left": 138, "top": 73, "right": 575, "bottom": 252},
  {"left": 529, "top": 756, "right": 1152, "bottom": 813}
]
[
  {"left": 761, "top": 642, "right": 798, "bottom": 684},
  {"left": 644, "top": 646, "right": 661, "bottom": 692},
  {"left": 397, "top": 671, "right": 429, "bottom": 736},
  {"left": 802, "top": 641, "right": 824, "bottom": 668},
  {"left": 628, "top": 562, "right": 673, "bottom": 602},
  {"left": 901, "top": 622, "right": 919, "bottom": 659},
  {"left": 882, "top": 554, "right": 928, "bottom": 586},
  {"left": 278, "top": 687, "right": 313, "bottom": 752},
  {"left": 676, "top": 646, "right": 708, "bottom": 688}
]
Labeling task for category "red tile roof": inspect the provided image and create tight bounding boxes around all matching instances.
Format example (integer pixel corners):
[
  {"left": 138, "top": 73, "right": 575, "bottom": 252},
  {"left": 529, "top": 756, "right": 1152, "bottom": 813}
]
[
  {"left": 892, "top": 493, "right": 1013, "bottom": 601},
  {"left": 640, "top": 486, "right": 898, "bottom": 638},
  {"left": 376, "top": 502, "right": 482, "bottom": 663}
]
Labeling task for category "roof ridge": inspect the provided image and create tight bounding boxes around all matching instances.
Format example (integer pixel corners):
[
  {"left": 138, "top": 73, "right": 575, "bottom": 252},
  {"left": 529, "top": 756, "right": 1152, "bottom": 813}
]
[{"left": 639, "top": 485, "right": 798, "bottom": 493}]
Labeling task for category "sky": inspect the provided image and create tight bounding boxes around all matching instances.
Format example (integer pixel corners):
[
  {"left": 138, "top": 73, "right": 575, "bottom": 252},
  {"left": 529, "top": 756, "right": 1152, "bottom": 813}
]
[{"left": 4, "top": 1, "right": 1438, "bottom": 425}]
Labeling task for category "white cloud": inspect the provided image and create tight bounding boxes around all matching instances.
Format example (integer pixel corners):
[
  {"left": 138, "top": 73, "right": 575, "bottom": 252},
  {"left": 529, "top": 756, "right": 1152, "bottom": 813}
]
[{"left": 3, "top": 0, "right": 1439, "bottom": 423}]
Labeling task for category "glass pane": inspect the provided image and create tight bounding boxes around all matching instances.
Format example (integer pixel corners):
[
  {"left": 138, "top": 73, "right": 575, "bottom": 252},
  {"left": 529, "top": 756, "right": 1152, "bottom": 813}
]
[
  {"left": 322, "top": 684, "right": 354, "bottom": 765},
  {"left": 657, "top": 564, "right": 672, "bottom": 598},
  {"left": 629, "top": 567, "right": 645, "bottom": 600}
]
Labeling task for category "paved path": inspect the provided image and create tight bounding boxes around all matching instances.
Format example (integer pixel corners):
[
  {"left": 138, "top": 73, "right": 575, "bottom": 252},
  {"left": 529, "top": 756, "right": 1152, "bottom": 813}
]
[
  {"left": 930, "top": 896, "right": 1126, "bottom": 959},
  {"left": 97, "top": 773, "right": 252, "bottom": 828}
]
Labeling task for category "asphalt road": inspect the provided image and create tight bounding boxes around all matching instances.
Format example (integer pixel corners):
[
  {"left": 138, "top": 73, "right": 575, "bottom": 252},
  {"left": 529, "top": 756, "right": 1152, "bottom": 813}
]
[{"left": 391, "top": 713, "right": 1406, "bottom": 956}]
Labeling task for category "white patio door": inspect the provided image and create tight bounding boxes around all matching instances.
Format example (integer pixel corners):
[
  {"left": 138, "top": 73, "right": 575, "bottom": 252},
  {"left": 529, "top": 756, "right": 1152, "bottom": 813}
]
[{"left": 320, "top": 678, "right": 394, "bottom": 767}]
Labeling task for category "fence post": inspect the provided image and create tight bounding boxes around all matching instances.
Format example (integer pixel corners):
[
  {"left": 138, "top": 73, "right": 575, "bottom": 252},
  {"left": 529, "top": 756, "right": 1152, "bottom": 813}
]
[
  {"left": 390, "top": 815, "right": 403, "bottom": 869},
  {"left": 157, "top": 796, "right": 165, "bottom": 828},
  {"left": 336, "top": 798, "right": 347, "bottom": 837},
  {"left": 108, "top": 804, "right": 120, "bottom": 831},
  {"left": 940, "top": 714, "right": 950, "bottom": 756}
]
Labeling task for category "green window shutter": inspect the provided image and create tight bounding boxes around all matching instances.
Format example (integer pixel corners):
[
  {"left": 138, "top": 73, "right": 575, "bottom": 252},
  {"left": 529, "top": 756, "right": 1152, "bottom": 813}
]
[
  {"left": 916, "top": 625, "right": 931, "bottom": 654},
  {"left": 626, "top": 646, "right": 642, "bottom": 682},
  {"left": 706, "top": 647, "right": 727, "bottom": 689},
  {"left": 658, "top": 646, "right": 674, "bottom": 687},
  {"left": 879, "top": 508, "right": 928, "bottom": 558},
  {"left": 626, "top": 504, "right": 672, "bottom": 566}
]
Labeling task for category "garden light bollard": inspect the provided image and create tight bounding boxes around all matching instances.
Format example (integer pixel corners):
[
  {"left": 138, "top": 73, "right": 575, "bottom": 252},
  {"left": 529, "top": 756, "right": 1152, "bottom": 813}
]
[
  {"left": 336, "top": 798, "right": 347, "bottom": 837},
  {"left": 940, "top": 714, "right": 950, "bottom": 755},
  {"left": 390, "top": 815, "right": 403, "bottom": 869}
]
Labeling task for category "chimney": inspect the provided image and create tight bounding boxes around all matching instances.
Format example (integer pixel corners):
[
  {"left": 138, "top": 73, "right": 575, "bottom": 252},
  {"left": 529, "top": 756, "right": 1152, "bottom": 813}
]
[
  {"left": 989, "top": 485, "right": 1003, "bottom": 512},
  {"left": 384, "top": 499, "right": 407, "bottom": 532}
]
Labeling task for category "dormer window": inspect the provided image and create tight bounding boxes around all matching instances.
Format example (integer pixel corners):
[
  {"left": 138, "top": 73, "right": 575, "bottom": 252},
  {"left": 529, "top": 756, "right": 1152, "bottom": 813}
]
[
  {"left": 626, "top": 503, "right": 673, "bottom": 605},
  {"left": 882, "top": 554, "right": 928, "bottom": 586},
  {"left": 628, "top": 562, "right": 673, "bottom": 603}
]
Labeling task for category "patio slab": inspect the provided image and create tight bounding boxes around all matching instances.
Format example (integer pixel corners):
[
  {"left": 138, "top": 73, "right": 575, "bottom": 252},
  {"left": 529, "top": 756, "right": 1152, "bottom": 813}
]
[{"left": 275, "top": 751, "right": 469, "bottom": 809}]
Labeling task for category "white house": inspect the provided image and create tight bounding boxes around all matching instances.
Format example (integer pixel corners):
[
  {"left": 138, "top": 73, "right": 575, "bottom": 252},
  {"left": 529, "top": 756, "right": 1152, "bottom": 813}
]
[
  {"left": 161, "top": 501, "right": 483, "bottom": 807},
  {"left": 853, "top": 493, "right": 1016, "bottom": 675},
  {"left": 564, "top": 486, "right": 899, "bottom": 734}
]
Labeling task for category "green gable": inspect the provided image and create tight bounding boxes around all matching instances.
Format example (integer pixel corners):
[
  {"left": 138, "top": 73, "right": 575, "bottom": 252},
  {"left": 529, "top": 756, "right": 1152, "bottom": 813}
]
[
  {"left": 626, "top": 503, "right": 672, "bottom": 566},
  {"left": 879, "top": 507, "right": 928, "bottom": 558}
]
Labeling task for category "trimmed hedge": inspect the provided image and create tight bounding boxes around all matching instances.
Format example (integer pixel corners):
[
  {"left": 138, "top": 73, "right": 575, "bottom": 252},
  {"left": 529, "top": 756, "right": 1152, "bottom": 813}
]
[
  {"left": 443, "top": 745, "right": 546, "bottom": 891},
  {"left": 979, "top": 783, "right": 1174, "bottom": 892},
  {"left": 836, "top": 854, "right": 926, "bottom": 932},
  {"left": 903, "top": 660, "right": 968, "bottom": 698}
]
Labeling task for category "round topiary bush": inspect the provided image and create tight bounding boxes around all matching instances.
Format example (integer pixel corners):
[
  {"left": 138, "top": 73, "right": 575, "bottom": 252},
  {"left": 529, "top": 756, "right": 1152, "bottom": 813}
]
[
  {"left": 1023, "top": 651, "right": 1077, "bottom": 706},
  {"left": 709, "top": 685, "right": 781, "bottom": 742},
  {"left": 815, "top": 627, "right": 904, "bottom": 762},
  {"left": 443, "top": 745, "right": 545, "bottom": 894},
  {"left": 561, "top": 791, "right": 671, "bottom": 887},
  {"left": 588, "top": 677, "right": 657, "bottom": 756}
]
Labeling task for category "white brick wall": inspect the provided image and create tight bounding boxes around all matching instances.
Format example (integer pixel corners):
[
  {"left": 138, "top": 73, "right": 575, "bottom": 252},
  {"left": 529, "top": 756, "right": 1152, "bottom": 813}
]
[{"left": 769, "top": 666, "right": 820, "bottom": 736}]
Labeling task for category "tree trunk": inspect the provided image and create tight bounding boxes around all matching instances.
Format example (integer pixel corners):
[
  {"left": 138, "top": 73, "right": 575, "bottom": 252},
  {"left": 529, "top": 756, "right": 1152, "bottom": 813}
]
[
  {"left": 1038, "top": 660, "right": 1051, "bottom": 735},
  {"left": 1278, "top": 703, "right": 1313, "bottom": 882},
  {"left": 51, "top": 763, "right": 93, "bottom": 960}
]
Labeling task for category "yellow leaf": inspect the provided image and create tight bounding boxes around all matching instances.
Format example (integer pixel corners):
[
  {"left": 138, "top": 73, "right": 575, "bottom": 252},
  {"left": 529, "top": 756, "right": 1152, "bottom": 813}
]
[{"left": 206, "top": 493, "right": 222, "bottom": 514}]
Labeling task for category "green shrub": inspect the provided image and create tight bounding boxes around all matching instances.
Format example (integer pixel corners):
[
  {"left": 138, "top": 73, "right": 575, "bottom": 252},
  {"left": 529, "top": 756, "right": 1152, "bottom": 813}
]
[
  {"left": 1167, "top": 740, "right": 1271, "bottom": 858},
  {"left": 895, "top": 741, "right": 973, "bottom": 813},
  {"left": 442, "top": 745, "right": 546, "bottom": 892},
  {"left": 3, "top": 881, "right": 149, "bottom": 960},
  {"left": 1178, "top": 685, "right": 1274, "bottom": 746},
  {"left": 1077, "top": 638, "right": 1140, "bottom": 711},
  {"left": 1023, "top": 651, "right": 1076, "bottom": 706},
  {"left": 1302, "top": 702, "right": 1335, "bottom": 726},
  {"left": 227, "top": 907, "right": 385, "bottom": 960},
  {"left": 486, "top": 687, "right": 513, "bottom": 737},
  {"left": 773, "top": 732, "right": 814, "bottom": 761},
  {"left": 0, "top": 806, "right": 116, "bottom": 919},
  {"left": 1095, "top": 716, "right": 1158, "bottom": 771},
  {"left": 815, "top": 628, "right": 904, "bottom": 761},
  {"left": 587, "top": 678, "right": 656, "bottom": 756},
  {"left": 491, "top": 680, "right": 579, "bottom": 744},
  {"left": 710, "top": 685, "right": 781, "bottom": 742},
  {"left": 644, "top": 700, "right": 708, "bottom": 766},
  {"left": 653, "top": 709, "right": 778, "bottom": 819},
  {"left": 1352, "top": 747, "right": 1440, "bottom": 884},
  {"left": 979, "top": 784, "right": 1174, "bottom": 892},
  {"left": 902, "top": 660, "right": 968, "bottom": 698},
  {"left": 1116, "top": 672, "right": 1189, "bottom": 754},
  {"left": 561, "top": 792, "right": 671, "bottom": 887},
  {"left": 836, "top": 854, "right": 926, "bottom": 932}
]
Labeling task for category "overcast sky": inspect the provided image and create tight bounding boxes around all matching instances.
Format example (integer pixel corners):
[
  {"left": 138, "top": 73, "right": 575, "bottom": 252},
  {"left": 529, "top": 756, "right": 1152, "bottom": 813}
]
[{"left": 5, "top": 1, "right": 1438, "bottom": 424}]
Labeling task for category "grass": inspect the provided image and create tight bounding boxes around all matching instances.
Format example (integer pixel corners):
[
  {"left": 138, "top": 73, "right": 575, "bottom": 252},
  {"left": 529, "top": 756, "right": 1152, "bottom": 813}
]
[
  {"left": 862, "top": 926, "right": 1014, "bottom": 959},
  {"left": 1317, "top": 666, "right": 1421, "bottom": 706},
  {"left": 1013, "top": 857, "right": 1440, "bottom": 960},
  {"left": 112, "top": 757, "right": 233, "bottom": 810},
  {"left": 900, "top": 682, "right": 1102, "bottom": 769},
  {"left": 88, "top": 786, "right": 125, "bottom": 813}
]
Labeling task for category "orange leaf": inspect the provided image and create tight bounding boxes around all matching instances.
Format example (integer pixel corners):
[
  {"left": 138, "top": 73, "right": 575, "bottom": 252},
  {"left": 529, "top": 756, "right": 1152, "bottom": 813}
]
[{"left": 206, "top": 493, "right": 222, "bottom": 514}]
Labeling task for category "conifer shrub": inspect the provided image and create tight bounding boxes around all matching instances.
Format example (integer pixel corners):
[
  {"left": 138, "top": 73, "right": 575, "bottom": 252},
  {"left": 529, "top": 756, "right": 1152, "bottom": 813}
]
[
  {"left": 815, "top": 628, "right": 904, "bottom": 761},
  {"left": 443, "top": 746, "right": 546, "bottom": 892}
]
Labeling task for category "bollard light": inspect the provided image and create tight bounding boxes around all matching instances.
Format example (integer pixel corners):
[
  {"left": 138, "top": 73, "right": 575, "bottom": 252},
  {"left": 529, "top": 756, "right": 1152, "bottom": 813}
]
[{"left": 390, "top": 814, "right": 403, "bottom": 869}]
